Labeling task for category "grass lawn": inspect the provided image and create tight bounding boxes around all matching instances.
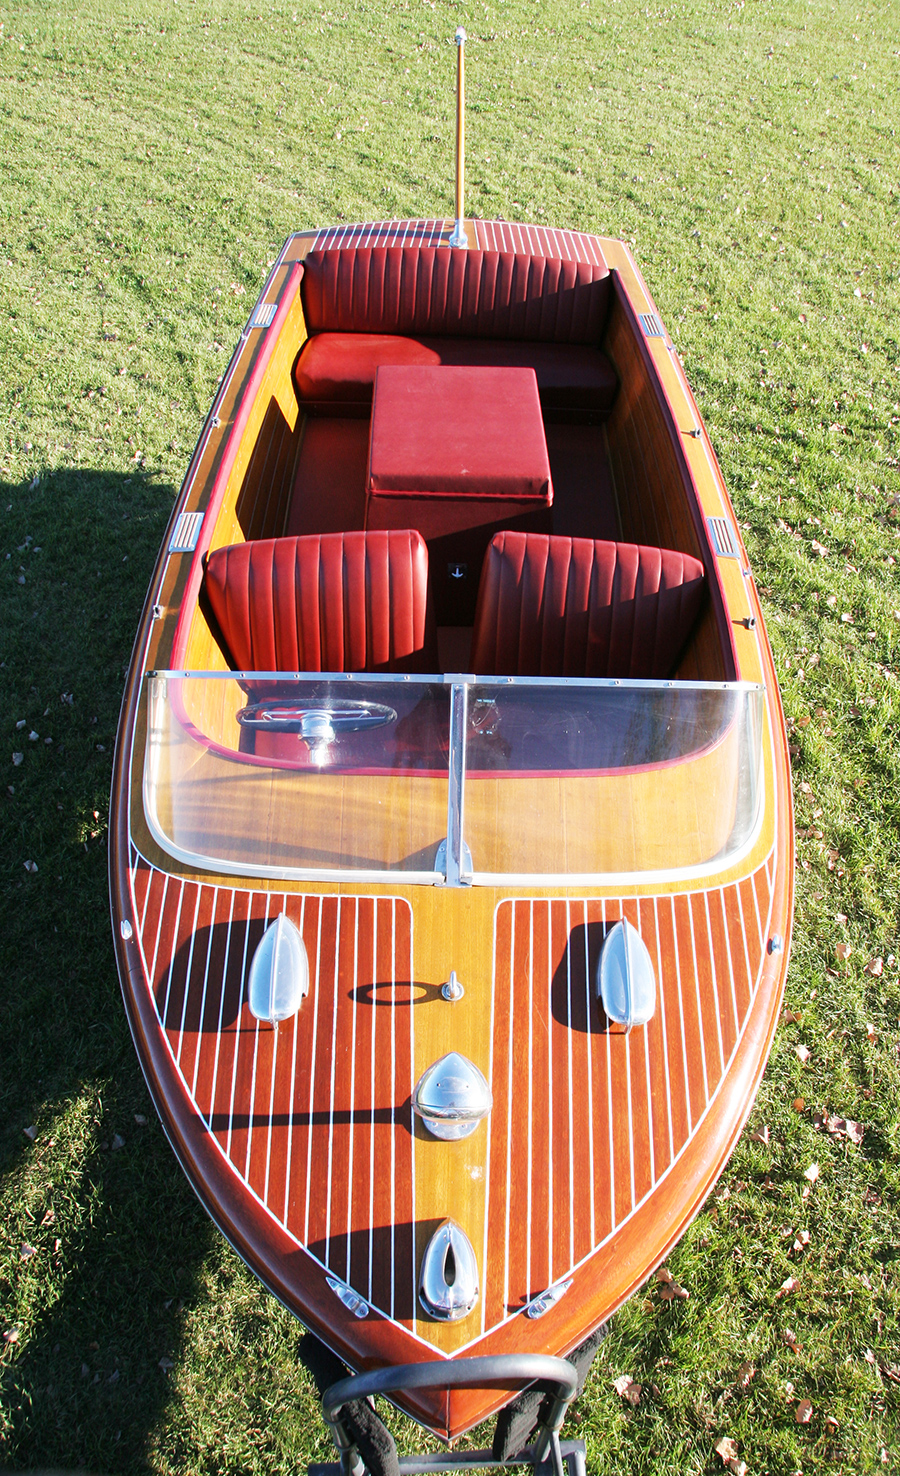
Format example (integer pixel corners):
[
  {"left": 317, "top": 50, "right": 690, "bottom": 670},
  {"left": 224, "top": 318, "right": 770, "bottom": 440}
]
[{"left": 1, "top": 0, "right": 898, "bottom": 1471}]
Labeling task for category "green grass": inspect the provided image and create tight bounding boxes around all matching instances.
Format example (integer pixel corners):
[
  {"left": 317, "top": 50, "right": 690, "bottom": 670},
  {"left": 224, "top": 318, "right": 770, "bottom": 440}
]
[{"left": 1, "top": 0, "right": 898, "bottom": 1471}]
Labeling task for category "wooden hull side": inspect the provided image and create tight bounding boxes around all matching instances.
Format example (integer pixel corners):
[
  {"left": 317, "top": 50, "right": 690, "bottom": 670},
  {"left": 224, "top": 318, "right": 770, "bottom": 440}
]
[{"left": 109, "top": 221, "right": 795, "bottom": 1441}]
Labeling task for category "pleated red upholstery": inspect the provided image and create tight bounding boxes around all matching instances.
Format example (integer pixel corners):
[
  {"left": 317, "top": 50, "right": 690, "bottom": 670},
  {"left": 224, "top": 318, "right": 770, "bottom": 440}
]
[
  {"left": 471, "top": 532, "right": 707, "bottom": 679},
  {"left": 294, "top": 332, "right": 618, "bottom": 413},
  {"left": 301, "top": 248, "right": 611, "bottom": 343},
  {"left": 204, "top": 530, "right": 437, "bottom": 674}
]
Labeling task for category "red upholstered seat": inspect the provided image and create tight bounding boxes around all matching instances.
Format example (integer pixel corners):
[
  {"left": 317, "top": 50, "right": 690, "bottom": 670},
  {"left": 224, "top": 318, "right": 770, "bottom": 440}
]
[
  {"left": 295, "top": 246, "right": 618, "bottom": 416},
  {"left": 295, "top": 334, "right": 619, "bottom": 415},
  {"left": 471, "top": 531, "right": 707, "bottom": 679},
  {"left": 203, "top": 530, "right": 437, "bottom": 674},
  {"left": 300, "top": 247, "right": 611, "bottom": 342}
]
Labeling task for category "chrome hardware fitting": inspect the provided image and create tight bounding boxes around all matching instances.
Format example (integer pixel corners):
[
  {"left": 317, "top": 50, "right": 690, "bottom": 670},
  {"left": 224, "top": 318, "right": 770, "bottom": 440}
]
[
  {"left": 247, "top": 912, "right": 309, "bottom": 1024},
  {"left": 768, "top": 935, "right": 784, "bottom": 955},
  {"left": 435, "top": 838, "right": 473, "bottom": 885},
  {"left": 525, "top": 1279, "right": 573, "bottom": 1320},
  {"left": 739, "top": 615, "right": 757, "bottom": 630},
  {"left": 419, "top": 1219, "right": 479, "bottom": 1321},
  {"left": 325, "top": 1275, "right": 369, "bottom": 1319},
  {"left": 120, "top": 919, "right": 133, "bottom": 942},
  {"left": 413, "top": 1052, "right": 491, "bottom": 1139},
  {"left": 597, "top": 918, "right": 657, "bottom": 1030},
  {"left": 152, "top": 603, "right": 164, "bottom": 620},
  {"left": 441, "top": 970, "right": 465, "bottom": 1003}
]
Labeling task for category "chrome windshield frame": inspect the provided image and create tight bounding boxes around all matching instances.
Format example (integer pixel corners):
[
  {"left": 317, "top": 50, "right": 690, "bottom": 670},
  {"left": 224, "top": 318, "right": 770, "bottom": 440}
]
[{"left": 143, "top": 671, "right": 767, "bottom": 887}]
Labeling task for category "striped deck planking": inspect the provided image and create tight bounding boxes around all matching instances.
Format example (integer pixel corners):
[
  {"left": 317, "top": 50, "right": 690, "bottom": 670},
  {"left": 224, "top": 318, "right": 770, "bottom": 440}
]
[{"left": 129, "top": 844, "right": 773, "bottom": 1346}]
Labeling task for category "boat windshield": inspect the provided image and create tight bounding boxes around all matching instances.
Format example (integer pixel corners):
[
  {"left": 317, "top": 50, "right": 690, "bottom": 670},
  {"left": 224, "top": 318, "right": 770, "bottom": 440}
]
[{"left": 143, "top": 672, "right": 765, "bottom": 885}]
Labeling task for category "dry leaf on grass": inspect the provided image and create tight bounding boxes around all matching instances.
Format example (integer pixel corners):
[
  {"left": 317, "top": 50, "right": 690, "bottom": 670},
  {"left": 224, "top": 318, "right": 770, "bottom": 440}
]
[
  {"left": 714, "top": 1435, "right": 747, "bottom": 1474},
  {"left": 804, "top": 1162, "right": 820, "bottom": 1184},
  {"left": 825, "top": 1414, "right": 840, "bottom": 1432},
  {"left": 19, "top": 1243, "right": 36, "bottom": 1261},
  {"left": 795, "top": 1044, "right": 811, "bottom": 1064},
  {"left": 749, "top": 1125, "right": 770, "bottom": 1145},
  {"left": 784, "top": 1329, "right": 802, "bottom": 1352},
  {"left": 656, "top": 1266, "right": 689, "bottom": 1300},
  {"left": 865, "top": 957, "right": 884, "bottom": 976},
  {"left": 3, "top": 1328, "right": 20, "bottom": 1344},
  {"left": 612, "top": 1374, "right": 642, "bottom": 1406},
  {"left": 792, "top": 1096, "right": 806, "bottom": 1112},
  {"left": 777, "top": 1275, "right": 800, "bottom": 1298},
  {"left": 835, "top": 941, "right": 852, "bottom": 962},
  {"left": 736, "top": 1361, "right": 755, "bottom": 1388},
  {"left": 793, "top": 1229, "right": 811, "bottom": 1253},
  {"left": 795, "top": 1398, "right": 813, "bottom": 1423}
]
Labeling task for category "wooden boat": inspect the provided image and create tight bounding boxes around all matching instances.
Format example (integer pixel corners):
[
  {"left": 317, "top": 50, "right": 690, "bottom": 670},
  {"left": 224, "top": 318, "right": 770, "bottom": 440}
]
[{"left": 110, "top": 203, "right": 793, "bottom": 1453}]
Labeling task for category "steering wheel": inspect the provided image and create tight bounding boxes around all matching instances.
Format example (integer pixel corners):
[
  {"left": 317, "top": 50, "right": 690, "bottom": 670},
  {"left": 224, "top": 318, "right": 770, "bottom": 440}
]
[{"left": 237, "top": 698, "right": 398, "bottom": 745}]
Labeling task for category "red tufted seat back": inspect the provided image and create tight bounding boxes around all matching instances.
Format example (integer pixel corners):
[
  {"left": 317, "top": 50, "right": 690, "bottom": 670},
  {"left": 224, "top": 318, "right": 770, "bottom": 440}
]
[
  {"left": 204, "top": 529, "right": 437, "bottom": 674},
  {"left": 471, "top": 531, "right": 707, "bottom": 679},
  {"left": 301, "top": 247, "right": 611, "bottom": 344}
]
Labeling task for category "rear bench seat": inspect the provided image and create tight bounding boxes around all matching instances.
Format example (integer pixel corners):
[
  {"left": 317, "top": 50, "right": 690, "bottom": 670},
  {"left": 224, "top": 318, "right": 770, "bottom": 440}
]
[{"left": 294, "top": 247, "right": 618, "bottom": 418}]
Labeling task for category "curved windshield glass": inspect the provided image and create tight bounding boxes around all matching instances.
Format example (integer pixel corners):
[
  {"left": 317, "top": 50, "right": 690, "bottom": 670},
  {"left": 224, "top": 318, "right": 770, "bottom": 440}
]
[{"left": 142, "top": 673, "right": 764, "bottom": 884}]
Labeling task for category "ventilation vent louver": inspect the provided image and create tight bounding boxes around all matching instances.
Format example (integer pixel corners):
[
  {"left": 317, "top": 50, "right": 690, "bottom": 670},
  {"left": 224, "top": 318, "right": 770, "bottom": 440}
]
[
  {"left": 167, "top": 511, "right": 204, "bottom": 554},
  {"left": 251, "top": 301, "right": 278, "bottom": 328},
  {"left": 639, "top": 311, "right": 665, "bottom": 338},
  {"left": 708, "top": 515, "right": 739, "bottom": 558}
]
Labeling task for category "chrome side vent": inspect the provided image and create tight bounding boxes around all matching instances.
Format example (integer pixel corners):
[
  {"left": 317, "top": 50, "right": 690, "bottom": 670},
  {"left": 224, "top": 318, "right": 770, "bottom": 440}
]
[
  {"left": 419, "top": 1220, "right": 479, "bottom": 1321},
  {"left": 251, "top": 301, "right": 278, "bottom": 328},
  {"left": 413, "top": 1052, "right": 492, "bottom": 1140},
  {"left": 639, "top": 311, "right": 665, "bottom": 338},
  {"left": 708, "top": 515, "right": 739, "bottom": 558},
  {"left": 596, "top": 918, "right": 656, "bottom": 1030},
  {"left": 167, "top": 511, "right": 204, "bottom": 554},
  {"left": 247, "top": 913, "right": 309, "bottom": 1024}
]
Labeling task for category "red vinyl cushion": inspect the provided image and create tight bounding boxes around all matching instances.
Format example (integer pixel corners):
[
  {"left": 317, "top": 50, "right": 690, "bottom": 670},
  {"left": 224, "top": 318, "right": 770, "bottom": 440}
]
[
  {"left": 470, "top": 531, "right": 707, "bottom": 679},
  {"left": 367, "top": 366, "right": 552, "bottom": 502},
  {"left": 203, "top": 530, "right": 437, "bottom": 673},
  {"left": 300, "top": 247, "right": 611, "bottom": 343},
  {"left": 294, "top": 333, "right": 618, "bottom": 413}
]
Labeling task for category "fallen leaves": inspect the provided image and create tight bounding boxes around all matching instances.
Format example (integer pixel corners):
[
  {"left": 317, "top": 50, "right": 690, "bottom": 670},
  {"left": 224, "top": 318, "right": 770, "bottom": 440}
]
[
  {"left": 812, "top": 1112, "right": 864, "bottom": 1145},
  {"left": 612, "top": 1373, "right": 642, "bottom": 1405},
  {"left": 656, "top": 1266, "right": 690, "bottom": 1301},
  {"left": 835, "top": 941, "right": 852, "bottom": 963},
  {"left": 776, "top": 1275, "right": 800, "bottom": 1298},
  {"left": 715, "top": 1435, "right": 747, "bottom": 1475},
  {"left": 784, "top": 1328, "right": 802, "bottom": 1352},
  {"left": 736, "top": 1361, "right": 755, "bottom": 1389},
  {"left": 804, "top": 1162, "right": 820, "bottom": 1184},
  {"left": 795, "top": 1398, "right": 814, "bottom": 1424},
  {"left": 794, "top": 1044, "right": 811, "bottom": 1064}
]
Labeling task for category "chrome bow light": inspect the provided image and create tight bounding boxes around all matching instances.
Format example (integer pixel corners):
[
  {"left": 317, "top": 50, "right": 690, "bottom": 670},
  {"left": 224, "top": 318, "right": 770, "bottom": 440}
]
[
  {"left": 247, "top": 912, "right": 309, "bottom": 1024},
  {"left": 413, "top": 1052, "right": 492, "bottom": 1140},
  {"left": 419, "top": 1219, "right": 479, "bottom": 1320},
  {"left": 596, "top": 917, "right": 656, "bottom": 1030}
]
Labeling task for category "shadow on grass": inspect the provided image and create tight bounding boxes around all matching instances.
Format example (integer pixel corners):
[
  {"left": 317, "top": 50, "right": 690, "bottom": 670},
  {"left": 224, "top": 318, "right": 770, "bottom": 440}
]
[{"left": 0, "top": 469, "right": 222, "bottom": 1471}]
